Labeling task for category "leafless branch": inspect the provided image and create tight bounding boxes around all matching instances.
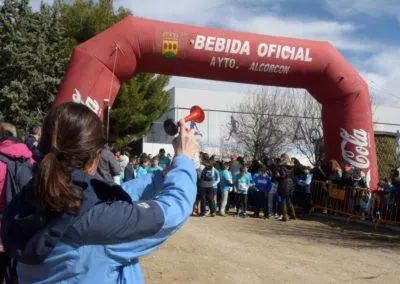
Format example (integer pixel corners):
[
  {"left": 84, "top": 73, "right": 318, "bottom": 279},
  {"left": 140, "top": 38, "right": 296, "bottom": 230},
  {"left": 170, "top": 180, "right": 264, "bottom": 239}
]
[{"left": 231, "top": 87, "right": 295, "bottom": 160}]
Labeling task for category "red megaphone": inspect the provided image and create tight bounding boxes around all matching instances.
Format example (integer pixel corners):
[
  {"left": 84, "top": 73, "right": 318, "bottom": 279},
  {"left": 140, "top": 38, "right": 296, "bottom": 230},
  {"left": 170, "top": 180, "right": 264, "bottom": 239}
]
[
  {"left": 183, "top": 105, "right": 205, "bottom": 123},
  {"left": 163, "top": 105, "right": 205, "bottom": 136}
]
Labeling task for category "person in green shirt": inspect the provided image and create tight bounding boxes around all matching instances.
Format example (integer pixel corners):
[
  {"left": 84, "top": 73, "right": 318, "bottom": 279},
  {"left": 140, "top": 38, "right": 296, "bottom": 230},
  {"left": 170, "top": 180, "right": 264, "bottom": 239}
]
[
  {"left": 158, "top": 148, "right": 170, "bottom": 169},
  {"left": 236, "top": 166, "right": 252, "bottom": 217},
  {"left": 136, "top": 156, "right": 149, "bottom": 178},
  {"left": 148, "top": 157, "right": 163, "bottom": 173}
]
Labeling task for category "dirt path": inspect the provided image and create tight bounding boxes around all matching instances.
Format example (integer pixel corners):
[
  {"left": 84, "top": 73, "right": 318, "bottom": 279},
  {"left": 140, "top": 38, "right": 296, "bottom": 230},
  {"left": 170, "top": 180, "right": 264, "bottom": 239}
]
[{"left": 142, "top": 216, "right": 400, "bottom": 284}]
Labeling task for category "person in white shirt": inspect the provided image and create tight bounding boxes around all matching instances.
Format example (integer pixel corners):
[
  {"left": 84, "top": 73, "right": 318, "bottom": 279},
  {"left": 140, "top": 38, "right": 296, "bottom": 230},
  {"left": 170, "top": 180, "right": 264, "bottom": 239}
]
[{"left": 119, "top": 150, "right": 129, "bottom": 178}]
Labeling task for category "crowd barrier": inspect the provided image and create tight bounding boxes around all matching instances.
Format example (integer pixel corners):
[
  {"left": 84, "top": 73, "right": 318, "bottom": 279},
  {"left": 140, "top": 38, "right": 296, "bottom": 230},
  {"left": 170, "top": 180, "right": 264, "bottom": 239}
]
[{"left": 311, "top": 181, "right": 400, "bottom": 230}]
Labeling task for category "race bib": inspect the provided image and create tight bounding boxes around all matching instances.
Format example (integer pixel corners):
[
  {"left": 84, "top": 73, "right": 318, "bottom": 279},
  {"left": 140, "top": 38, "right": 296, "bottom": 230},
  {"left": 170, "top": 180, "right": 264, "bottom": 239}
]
[{"left": 238, "top": 182, "right": 248, "bottom": 191}]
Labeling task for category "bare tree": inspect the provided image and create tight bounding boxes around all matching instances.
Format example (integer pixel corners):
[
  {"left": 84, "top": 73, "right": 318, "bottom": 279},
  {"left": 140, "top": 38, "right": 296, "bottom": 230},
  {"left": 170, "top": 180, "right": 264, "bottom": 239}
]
[
  {"left": 230, "top": 87, "right": 294, "bottom": 160},
  {"left": 228, "top": 87, "right": 374, "bottom": 165},
  {"left": 290, "top": 91, "right": 323, "bottom": 165}
]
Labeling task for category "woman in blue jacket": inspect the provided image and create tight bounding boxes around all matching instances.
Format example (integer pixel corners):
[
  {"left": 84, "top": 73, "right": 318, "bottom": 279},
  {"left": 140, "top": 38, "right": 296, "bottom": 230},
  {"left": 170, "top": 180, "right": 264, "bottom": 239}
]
[{"left": 2, "top": 103, "right": 199, "bottom": 284}]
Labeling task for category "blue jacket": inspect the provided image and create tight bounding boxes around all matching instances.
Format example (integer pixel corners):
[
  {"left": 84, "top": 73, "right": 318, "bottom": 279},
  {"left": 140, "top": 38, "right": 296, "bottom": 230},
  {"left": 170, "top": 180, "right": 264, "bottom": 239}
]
[
  {"left": 253, "top": 173, "right": 272, "bottom": 193},
  {"left": 147, "top": 166, "right": 163, "bottom": 174},
  {"left": 2, "top": 156, "right": 196, "bottom": 284},
  {"left": 136, "top": 166, "right": 148, "bottom": 178},
  {"left": 297, "top": 174, "right": 312, "bottom": 194},
  {"left": 220, "top": 170, "right": 233, "bottom": 191}
]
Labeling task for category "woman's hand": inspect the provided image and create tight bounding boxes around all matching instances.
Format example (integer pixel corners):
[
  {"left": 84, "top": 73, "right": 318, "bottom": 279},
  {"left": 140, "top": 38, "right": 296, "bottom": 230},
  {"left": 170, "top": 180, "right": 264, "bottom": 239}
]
[{"left": 173, "top": 119, "right": 200, "bottom": 159}]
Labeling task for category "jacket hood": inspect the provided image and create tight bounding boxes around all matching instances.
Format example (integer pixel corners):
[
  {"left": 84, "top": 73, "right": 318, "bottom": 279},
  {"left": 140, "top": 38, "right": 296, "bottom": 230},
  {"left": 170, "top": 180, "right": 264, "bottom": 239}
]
[
  {"left": 2, "top": 169, "right": 131, "bottom": 265},
  {"left": 0, "top": 140, "right": 33, "bottom": 161}
]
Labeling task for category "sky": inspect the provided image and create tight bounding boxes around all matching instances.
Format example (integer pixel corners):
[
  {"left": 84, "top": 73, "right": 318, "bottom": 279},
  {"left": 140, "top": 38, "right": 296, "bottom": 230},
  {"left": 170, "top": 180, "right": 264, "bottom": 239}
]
[{"left": 25, "top": 0, "right": 400, "bottom": 106}]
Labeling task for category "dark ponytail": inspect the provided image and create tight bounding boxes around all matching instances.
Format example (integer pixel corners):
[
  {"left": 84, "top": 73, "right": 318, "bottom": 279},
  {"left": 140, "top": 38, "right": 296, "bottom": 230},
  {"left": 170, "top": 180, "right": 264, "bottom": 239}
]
[
  {"left": 35, "top": 103, "right": 105, "bottom": 213},
  {"left": 36, "top": 151, "right": 82, "bottom": 213}
]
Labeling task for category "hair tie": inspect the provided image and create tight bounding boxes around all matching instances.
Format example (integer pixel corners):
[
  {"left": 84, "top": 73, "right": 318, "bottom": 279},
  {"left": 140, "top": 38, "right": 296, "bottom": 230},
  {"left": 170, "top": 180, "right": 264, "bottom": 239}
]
[{"left": 50, "top": 147, "right": 61, "bottom": 157}]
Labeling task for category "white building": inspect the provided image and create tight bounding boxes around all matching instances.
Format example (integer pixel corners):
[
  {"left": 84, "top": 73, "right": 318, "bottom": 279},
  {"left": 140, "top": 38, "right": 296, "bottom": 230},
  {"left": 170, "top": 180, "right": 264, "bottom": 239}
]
[{"left": 143, "top": 87, "right": 400, "bottom": 163}]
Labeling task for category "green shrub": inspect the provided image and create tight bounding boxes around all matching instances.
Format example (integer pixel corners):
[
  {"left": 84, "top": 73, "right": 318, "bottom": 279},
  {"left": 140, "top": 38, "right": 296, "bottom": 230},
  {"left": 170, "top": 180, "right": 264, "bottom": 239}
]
[{"left": 375, "top": 134, "right": 397, "bottom": 180}]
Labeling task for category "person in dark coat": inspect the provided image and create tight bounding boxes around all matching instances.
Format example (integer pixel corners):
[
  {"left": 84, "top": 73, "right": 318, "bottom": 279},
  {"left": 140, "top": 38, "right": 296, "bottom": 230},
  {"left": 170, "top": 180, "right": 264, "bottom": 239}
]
[
  {"left": 311, "top": 160, "right": 330, "bottom": 214},
  {"left": 124, "top": 156, "right": 137, "bottom": 182},
  {"left": 291, "top": 158, "right": 304, "bottom": 205},
  {"left": 96, "top": 146, "right": 121, "bottom": 184},
  {"left": 341, "top": 164, "right": 354, "bottom": 187},
  {"left": 198, "top": 156, "right": 217, "bottom": 217},
  {"left": 277, "top": 153, "right": 295, "bottom": 221},
  {"left": 24, "top": 125, "right": 41, "bottom": 161},
  {"left": 292, "top": 157, "right": 304, "bottom": 177},
  {"left": 296, "top": 167, "right": 313, "bottom": 214},
  {"left": 327, "top": 159, "right": 342, "bottom": 184},
  {"left": 312, "top": 160, "right": 328, "bottom": 182},
  {"left": 248, "top": 159, "right": 260, "bottom": 176},
  {"left": 268, "top": 158, "right": 281, "bottom": 218},
  {"left": 390, "top": 170, "right": 400, "bottom": 219}
]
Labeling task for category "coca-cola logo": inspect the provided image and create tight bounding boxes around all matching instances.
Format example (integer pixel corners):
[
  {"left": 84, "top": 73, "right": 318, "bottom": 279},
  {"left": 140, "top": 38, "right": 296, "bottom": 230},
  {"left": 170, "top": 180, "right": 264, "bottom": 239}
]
[{"left": 340, "top": 128, "right": 370, "bottom": 169}]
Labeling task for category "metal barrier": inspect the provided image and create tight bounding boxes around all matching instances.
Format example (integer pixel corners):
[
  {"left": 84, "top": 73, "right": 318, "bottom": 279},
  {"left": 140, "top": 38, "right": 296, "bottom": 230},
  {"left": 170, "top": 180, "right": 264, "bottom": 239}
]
[
  {"left": 370, "top": 190, "right": 400, "bottom": 225},
  {"left": 311, "top": 181, "right": 400, "bottom": 229}
]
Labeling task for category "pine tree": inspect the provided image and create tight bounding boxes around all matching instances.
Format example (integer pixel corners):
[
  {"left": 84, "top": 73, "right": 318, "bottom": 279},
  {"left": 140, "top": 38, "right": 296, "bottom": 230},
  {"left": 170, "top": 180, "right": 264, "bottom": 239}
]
[
  {"left": 110, "top": 73, "right": 170, "bottom": 142},
  {"left": 61, "top": 0, "right": 131, "bottom": 45},
  {"left": 0, "top": 0, "right": 70, "bottom": 133},
  {"left": 0, "top": 0, "right": 171, "bottom": 142}
]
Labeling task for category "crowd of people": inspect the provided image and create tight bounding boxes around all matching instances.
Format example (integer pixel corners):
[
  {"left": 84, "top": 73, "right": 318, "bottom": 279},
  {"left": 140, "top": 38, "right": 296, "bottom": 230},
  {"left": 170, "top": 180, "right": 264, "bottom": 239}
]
[
  {"left": 188, "top": 152, "right": 400, "bottom": 222},
  {"left": 0, "top": 103, "right": 399, "bottom": 283},
  {"left": 4, "top": 120, "right": 399, "bottom": 225},
  {"left": 96, "top": 147, "right": 173, "bottom": 184},
  {"left": 100, "top": 149, "right": 308, "bottom": 221},
  {"left": 311, "top": 159, "right": 400, "bottom": 221},
  {"left": 191, "top": 152, "right": 310, "bottom": 221},
  {"left": 97, "top": 145, "right": 400, "bottom": 223},
  {"left": 110, "top": 150, "right": 399, "bottom": 223}
]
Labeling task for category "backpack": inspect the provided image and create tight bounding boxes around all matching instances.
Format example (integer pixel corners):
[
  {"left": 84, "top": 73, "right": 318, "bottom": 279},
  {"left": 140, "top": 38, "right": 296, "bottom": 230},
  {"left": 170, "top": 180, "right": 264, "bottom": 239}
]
[
  {"left": 0, "top": 154, "right": 33, "bottom": 207},
  {"left": 0, "top": 154, "right": 33, "bottom": 284},
  {"left": 199, "top": 166, "right": 214, "bottom": 188},
  {"left": 201, "top": 167, "right": 214, "bottom": 182}
]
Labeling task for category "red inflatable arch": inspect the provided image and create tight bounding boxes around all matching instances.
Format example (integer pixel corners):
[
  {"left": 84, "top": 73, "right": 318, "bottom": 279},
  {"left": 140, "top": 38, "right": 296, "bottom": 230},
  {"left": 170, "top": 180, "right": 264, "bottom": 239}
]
[{"left": 55, "top": 16, "right": 377, "bottom": 187}]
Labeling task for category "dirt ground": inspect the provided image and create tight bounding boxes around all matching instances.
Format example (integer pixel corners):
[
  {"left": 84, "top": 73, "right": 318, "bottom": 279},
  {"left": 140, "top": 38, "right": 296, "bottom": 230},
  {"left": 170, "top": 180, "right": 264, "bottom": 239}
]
[{"left": 142, "top": 215, "right": 400, "bottom": 284}]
